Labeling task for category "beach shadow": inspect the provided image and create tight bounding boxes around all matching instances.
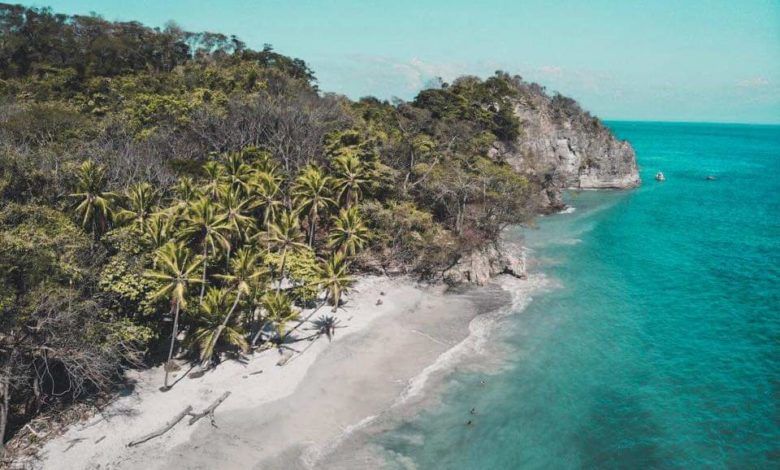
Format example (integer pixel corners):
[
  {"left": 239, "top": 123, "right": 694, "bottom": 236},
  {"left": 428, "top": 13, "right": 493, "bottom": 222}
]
[{"left": 159, "top": 364, "right": 196, "bottom": 391}]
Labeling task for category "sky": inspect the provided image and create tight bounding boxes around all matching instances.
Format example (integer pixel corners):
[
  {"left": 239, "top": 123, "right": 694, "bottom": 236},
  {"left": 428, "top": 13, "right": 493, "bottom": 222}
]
[{"left": 17, "top": 0, "right": 780, "bottom": 124}]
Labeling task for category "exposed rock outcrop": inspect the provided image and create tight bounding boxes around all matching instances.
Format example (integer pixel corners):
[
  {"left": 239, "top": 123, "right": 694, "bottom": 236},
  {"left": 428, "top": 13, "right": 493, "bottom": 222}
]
[
  {"left": 489, "top": 83, "right": 640, "bottom": 213},
  {"left": 446, "top": 80, "right": 641, "bottom": 286},
  {"left": 442, "top": 241, "right": 526, "bottom": 286},
  {"left": 449, "top": 83, "right": 642, "bottom": 286}
]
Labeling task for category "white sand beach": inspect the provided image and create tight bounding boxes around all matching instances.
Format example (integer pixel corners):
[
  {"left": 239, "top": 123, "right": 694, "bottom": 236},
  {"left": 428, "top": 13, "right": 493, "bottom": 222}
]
[{"left": 30, "top": 274, "right": 539, "bottom": 469}]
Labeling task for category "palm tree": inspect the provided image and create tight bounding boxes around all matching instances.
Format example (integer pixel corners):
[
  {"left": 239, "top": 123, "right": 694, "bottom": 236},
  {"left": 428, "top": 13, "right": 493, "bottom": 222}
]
[
  {"left": 174, "top": 176, "right": 198, "bottom": 200},
  {"left": 206, "top": 247, "right": 267, "bottom": 366},
  {"left": 285, "top": 253, "right": 353, "bottom": 339},
  {"left": 252, "top": 170, "right": 284, "bottom": 229},
  {"left": 217, "top": 186, "right": 257, "bottom": 242},
  {"left": 172, "top": 176, "right": 200, "bottom": 212},
  {"left": 264, "top": 210, "right": 307, "bottom": 292},
  {"left": 316, "top": 252, "right": 354, "bottom": 310},
  {"left": 187, "top": 287, "right": 249, "bottom": 365},
  {"left": 216, "top": 247, "right": 266, "bottom": 303},
  {"left": 221, "top": 151, "right": 254, "bottom": 195},
  {"left": 144, "top": 241, "right": 203, "bottom": 389},
  {"left": 203, "top": 161, "right": 226, "bottom": 200},
  {"left": 70, "top": 160, "right": 117, "bottom": 238},
  {"left": 241, "top": 146, "right": 275, "bottom": 173},
  {"left": 178, "top": 197, "right": 232, "bottom": 303},
  {"left": 162, "top": 177, "right": 197, "bottom": 223},
  {"left": 117, "top": 182, "right": 158, "bottom": 230},
  {"left": 328, "top": 207, "right": 370, "bottom": 256},
  {"left": 143, "top": 212, "right": 175, "bottom": 254},
  {"left": 332, "top": 153, "right": 369, "bottom": 207},
  {"left": 292, "top": 165, "right": 335, "bottom": 246},
  {"left": 261, "top": 291, "right": 299, "bottom": 342}
]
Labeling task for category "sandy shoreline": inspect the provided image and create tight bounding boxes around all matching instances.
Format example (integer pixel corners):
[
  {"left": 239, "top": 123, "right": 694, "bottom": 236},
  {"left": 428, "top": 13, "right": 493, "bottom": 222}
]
[{"left": 29, "top": 274, "right": 541, "bottom": 469}]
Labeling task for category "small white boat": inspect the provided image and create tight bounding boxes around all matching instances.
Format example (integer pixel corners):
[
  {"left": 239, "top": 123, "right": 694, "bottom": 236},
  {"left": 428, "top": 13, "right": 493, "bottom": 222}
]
[{"left": 655, "top": 171, "right": 666, "bottom": 181}]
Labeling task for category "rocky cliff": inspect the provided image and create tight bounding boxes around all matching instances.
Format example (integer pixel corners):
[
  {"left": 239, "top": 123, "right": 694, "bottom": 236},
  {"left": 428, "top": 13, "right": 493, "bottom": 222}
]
[
  {"left": 490, "top": 83, "right": 640, "bottom": 211},
  {"left": 448, "top": 83, "right": 640, "bottom": 285}
]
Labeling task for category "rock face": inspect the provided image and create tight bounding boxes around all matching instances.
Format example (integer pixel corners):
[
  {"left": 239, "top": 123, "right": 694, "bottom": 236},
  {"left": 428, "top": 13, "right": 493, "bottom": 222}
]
[
  {"left": 450, "top": 82, "right": 640, "bottom": 285},
  {"left": 442, "top": 241, "right": 526, "bottom": 286},
  {"left": 491, "top": 84, "right": 640, "bottom": 205}
]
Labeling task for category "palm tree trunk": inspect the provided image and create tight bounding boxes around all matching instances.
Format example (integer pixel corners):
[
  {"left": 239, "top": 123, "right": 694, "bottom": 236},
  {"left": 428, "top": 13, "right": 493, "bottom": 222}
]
[
  {"left": 251, "top": 320, "right": 269, "bottom": 347},
  {"left": 276, "top": 248, "right": 288, "bottom": 294},
  {"left": 90, "top": 217, "right": 98, "bottom": 252},
  {"left": 225, "top": 291, "right": 242, "bottom": 324},
  {"left": 263, "top": 208, "right": 270, "bottom": 229},
  {"left": 199, "top": 245, "right": 208, "bottom": 304},
  {"left": 164, "top": 302, "right": 181, "bottom": 389},
  {"left": 308, "top": 211, "right": 317, "bottom": 246},
  {"left": 201, "top": 291, "right": 242, "bottom": 367}
]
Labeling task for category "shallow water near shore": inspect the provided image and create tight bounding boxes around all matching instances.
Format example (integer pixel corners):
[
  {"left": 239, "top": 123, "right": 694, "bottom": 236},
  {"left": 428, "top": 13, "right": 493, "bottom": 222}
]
[{"left": 365, "top": 122, "right": 780, "bottom": 468}]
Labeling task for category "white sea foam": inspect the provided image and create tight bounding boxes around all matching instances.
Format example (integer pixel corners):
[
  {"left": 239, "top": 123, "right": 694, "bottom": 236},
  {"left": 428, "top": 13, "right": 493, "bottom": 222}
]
[
  {"left": 301, "top": 413, "right": 381, "bottom": 468},
  {"left": 559, "top": 206, "right": 577, "bottom": 214},
  {"left": 305, "top": 272, "right": 554, "bottom": 469},
  {"left": 394, "top": 273, "right": 549, "bottom": 406}
]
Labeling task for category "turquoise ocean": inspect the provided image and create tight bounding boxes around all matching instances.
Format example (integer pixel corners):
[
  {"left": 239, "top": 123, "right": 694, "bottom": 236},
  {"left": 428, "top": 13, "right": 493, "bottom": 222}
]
[{"left": 375, "top": 122, "right": 780, "bottom": 468}]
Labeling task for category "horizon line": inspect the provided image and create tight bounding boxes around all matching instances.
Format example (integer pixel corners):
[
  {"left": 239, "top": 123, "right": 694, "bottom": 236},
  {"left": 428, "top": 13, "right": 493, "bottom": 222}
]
[{"left": 602, "top": 118, "right": 780, "bottom": 126}]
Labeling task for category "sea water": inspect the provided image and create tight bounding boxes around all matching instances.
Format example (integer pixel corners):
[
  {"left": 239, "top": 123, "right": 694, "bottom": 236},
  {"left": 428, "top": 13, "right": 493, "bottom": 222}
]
[{"left": 374, "top": 122, "right": 780, "bottom": 469}]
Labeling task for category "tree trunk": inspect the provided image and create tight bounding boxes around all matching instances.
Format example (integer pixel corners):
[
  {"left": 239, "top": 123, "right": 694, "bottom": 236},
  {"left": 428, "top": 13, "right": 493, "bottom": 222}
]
[
  {"left": 308, "top": 210, "right": 317, "bottom": 247},
  {"left": 164, "top": 302, "right": 181, "bottom": 389},
  {"left": 127, "top": 405, "right": 193, "bottom": 447},
  {"left": 263, "top": 205, "right": 273, "bottom": 229},
  {"left": 276, "top": 248, "right": 288, "bottom": 294},
  {"left": 0, "top": 359, "right": 11, "bottom": 457},
  {"left": 251, "top": 320, "right": 269, "bottom": 347},
  {"left": 199, "top": 245, "right": 208, "bottom": 304},
  {"left": 187, "top": 391, "right": 231, "bottom": 425},
  {"left": 403, "top": 148, "right": 415, "bottom": 194},
  {"left": 201, "top": 291, "right": 242, "bottom": 368}
]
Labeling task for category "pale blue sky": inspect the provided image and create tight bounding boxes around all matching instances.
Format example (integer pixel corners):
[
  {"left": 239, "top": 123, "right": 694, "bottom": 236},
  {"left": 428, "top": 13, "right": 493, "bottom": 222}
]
[{"left": 17, "top": 0, "right": 780, "bottom": 123}]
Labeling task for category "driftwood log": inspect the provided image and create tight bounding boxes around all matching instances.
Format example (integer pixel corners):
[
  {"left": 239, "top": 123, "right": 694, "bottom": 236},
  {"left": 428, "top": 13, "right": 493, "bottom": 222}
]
[
  {"left": 126, "top": 391, "right": 232, "bottom": 447},
  {"left": 187, "top": 391, "right": 231, "bottom": 425},
  {"left": 127, "top": 405, "right": 193, "bottom": 447}
]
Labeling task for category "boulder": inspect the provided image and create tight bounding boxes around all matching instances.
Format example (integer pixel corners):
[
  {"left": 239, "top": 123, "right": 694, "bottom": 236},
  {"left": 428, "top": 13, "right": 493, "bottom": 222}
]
[{"left": 442, "top": 241, "right": 527, "bottom": 286}]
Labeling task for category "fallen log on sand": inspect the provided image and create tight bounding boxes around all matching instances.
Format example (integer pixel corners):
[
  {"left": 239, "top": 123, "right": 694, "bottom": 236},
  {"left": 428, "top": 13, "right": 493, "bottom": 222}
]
[
  {"left": 127, "top": 406, "right": 193, "bottom": 447},
  {"left": 187, "top": 392, "right": 231, "bottom": 426},
  {"left": 127, "top": 391, "right": 232, "bottom": 447}
]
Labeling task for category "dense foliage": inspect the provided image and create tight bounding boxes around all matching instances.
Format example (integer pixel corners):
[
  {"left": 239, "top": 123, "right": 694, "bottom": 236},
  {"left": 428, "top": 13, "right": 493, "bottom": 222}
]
[{"left": 0, "top": 3, "right": 543, "bottom": 455}]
